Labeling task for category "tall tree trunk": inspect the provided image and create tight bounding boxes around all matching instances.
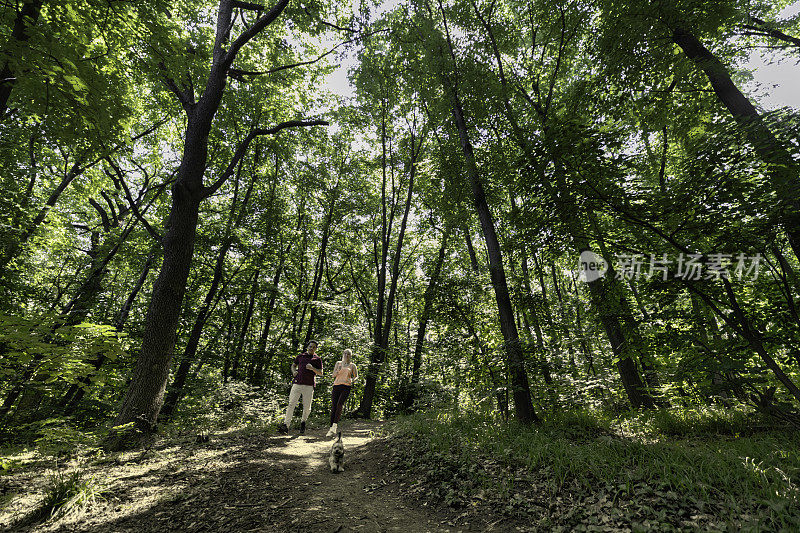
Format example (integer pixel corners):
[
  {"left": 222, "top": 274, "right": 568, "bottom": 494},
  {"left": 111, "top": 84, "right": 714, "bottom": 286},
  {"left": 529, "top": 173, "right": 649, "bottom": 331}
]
[
  {"left": 112, "top": 185, "right": 201, "bottom": 433},
  {"left": 688, "top": 292, "right": 731, "bottom": 405},
  {"left": 549, "top": 163, "right": 654, "bottom": 408},
  {"left": 448, "top": 88, "right": 538, "bottom": 423},
  {"left": 231, "top": 269, "right": 259, "bottom": 380},
  {"left": 570, "top": 275, "right": 596, "bottom": 376},
  {"left": 463, "top": 224, "right": 480, "bottom": 272},
  {"left": 506, "top": 192, "right": 552, "bottom": 384},
  {"left": 290, "top": 207, "right": 309, "bottom": 353},
  {"left": 407, "top": 227, "right": 450, "bottom": 409},
  {"left": 355, "top": 96, "right": 392, "bottom": 418},
  {"left": 550, "top": 262, "right": 578, "bottom": 373},
  {"left": 304, "top": 190, "right": 337, "bottom": 346},
  {"left": 0, "top": 0, "right": 43, "bottom": 119},
  {"left": 588, "top": 211, "right": 662, "bottom": 398},
  {"left": 357, "top": 125, "right": 420, "bottom": 418},
  {"left": 531, "top": 250, "right": 562, "bottom": 362},
  {"left": 475, "top": 0, "right": 652, "bottom": 409},
  {"left": 428, "top": 1, "right": 539, "bottom": 423},
  {"left": 517, "top": 247, "right": 553, "bottom": 383},
  {"left": 109, "top": 0, "right": 322, "bottom": 443},
  {"left": 671, "top": 25, "right": 800, "bottom": 263},
  {"left": 249, "top": 243, "right": 289, "bottom": 384}
]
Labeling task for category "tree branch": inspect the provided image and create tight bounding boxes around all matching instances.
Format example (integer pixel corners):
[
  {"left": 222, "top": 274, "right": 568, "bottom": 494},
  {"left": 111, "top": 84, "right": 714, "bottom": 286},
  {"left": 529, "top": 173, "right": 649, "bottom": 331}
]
[
  {"left": 223, "top": 0, "right": 291, "bottom": 68},
  {"left": 303, "top": 6, "right": 359, "bottom": 33},
  {"left": 743, "top": 16, "right": 800, "bottom": 48},
  {"left": 105, "top": 157, "right": 164, "bottom": 244},
  {"left": 232, "top": 0, "right": 264, "bottom": 11},
  {"left": 88, "top": 198, "right": 111, "bottom": 233},
  {"left": 158, "top": 62, "right": 194, "bottom": 111},
  {"left": 229, "top": 39, "right": 351, "bottom": 80},
  {"left": 100, "top": 190, "right": 119, "bottom": 226},
  {"left": 202, "top": 119, "right": 328, "bottom": 199}
]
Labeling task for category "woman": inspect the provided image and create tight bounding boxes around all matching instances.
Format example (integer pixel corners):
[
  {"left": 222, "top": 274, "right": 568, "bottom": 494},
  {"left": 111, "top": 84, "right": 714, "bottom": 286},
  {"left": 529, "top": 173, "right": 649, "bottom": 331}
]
[{"left": 327, "top": 348, "right": 357, "bottom": 437}]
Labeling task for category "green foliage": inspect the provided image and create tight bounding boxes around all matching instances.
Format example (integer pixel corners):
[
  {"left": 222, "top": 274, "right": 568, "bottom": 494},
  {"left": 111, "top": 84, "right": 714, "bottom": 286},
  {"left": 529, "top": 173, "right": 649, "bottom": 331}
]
[
  {"left": 0, "top": 0, "right": 798, "bottom": 479},
  {"left": 386, "top": 409, "right": 800, "bottom": 529},
  {"left": 33, "top": 419, "right": 97, "bottom": 459},
  {"left": 168, "top": 378, "right": 284, "bottom": 435},
  {"left": 0, "top": 313, "right": 129, "bottom": 428},
  {"left": 0, "top": 456, "right": 21, "bottom": 475},
  {"left": 630, "top": 406, "right": 757, "bottom": 437}
]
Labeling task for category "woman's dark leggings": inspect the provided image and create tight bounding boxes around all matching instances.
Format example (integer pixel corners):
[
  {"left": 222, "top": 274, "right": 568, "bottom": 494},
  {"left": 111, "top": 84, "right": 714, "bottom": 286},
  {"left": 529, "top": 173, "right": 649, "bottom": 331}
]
[{"left": 330, "top": 384, "right": 352, "bottom": 424}]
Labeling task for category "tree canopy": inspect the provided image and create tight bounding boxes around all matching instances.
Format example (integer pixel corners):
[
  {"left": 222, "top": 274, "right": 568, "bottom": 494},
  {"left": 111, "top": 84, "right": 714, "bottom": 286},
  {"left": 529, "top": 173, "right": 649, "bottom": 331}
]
[{"left": 0, "top": 0, "right": 798, "bottom": 451}]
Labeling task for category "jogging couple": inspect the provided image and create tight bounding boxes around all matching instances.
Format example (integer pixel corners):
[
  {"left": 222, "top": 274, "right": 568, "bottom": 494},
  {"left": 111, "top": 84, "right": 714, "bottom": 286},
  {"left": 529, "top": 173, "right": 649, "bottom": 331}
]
[{"left": 277, "top": 340, "right": 357, "bottom": 437}]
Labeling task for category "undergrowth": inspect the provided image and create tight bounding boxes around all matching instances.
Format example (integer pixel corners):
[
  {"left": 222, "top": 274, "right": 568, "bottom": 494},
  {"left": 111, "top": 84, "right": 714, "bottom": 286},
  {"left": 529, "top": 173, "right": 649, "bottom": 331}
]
[
  {"left": 24, "top": 468, "right": 104, "bottom": 525},
  {"left": 384, "top": 407, "right": 800, "bottom": 531}
]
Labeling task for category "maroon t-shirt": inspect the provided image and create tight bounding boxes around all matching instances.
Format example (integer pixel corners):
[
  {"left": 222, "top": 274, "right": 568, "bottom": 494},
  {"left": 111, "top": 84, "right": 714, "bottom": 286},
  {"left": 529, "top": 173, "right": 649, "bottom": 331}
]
[{"left": 292, "top": 352, "right": 322, "bottom": 387}]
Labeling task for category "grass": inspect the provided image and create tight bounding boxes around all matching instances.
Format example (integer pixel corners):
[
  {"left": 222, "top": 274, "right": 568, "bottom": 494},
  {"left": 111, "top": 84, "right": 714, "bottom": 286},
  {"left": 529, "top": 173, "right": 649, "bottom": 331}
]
[
  {"left": 384, "top": 407, "right": 800, "bottom": 531},
  {"left": 24, "top": 468, "right": 104, "bottom": 524}
]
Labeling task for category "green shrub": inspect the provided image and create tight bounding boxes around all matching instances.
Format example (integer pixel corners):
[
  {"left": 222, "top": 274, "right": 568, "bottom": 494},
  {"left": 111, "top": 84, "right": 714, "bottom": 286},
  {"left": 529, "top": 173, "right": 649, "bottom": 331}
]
[
  {"left": 169, "top": 379, "right": 283, "bottom": 435},
  {"left": 33, "top": 419, "right": 97, "bottom": 459}
]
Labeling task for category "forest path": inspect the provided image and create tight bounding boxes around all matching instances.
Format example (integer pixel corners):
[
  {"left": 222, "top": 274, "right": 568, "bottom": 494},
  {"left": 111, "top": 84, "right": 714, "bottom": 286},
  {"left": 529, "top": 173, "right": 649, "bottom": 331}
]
[{"left": 14, "top": 420, "right": 472, "bottom": 533}]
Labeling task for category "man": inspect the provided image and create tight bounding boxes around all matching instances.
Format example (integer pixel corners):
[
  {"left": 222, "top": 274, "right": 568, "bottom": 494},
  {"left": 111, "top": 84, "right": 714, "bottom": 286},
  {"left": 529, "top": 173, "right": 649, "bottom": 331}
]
[{"left": 278, "top": 340, "right": 323, "bottom": 434}]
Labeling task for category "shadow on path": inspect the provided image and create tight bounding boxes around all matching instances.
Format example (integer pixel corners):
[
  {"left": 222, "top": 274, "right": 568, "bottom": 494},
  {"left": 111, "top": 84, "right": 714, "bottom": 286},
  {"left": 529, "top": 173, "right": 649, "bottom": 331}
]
[{"left": 13, "top": 421, "right": 471, "bottom": 533}]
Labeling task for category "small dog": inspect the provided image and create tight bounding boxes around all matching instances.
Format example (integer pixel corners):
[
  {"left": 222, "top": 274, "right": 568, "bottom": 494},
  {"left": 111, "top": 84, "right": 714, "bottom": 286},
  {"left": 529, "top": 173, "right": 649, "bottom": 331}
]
[{"left": 329, "top": 431, "right": 345, "bottom": 473}]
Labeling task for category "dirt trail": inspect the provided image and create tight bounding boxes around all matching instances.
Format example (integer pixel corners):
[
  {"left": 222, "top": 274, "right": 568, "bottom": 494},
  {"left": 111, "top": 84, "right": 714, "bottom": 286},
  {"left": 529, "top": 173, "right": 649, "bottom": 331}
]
[
  {"left": 254, "top": 421, "right": 460, "bottom": 533},
  {"left": 4, "top": 421, "right": 471, "bottom": 533}
]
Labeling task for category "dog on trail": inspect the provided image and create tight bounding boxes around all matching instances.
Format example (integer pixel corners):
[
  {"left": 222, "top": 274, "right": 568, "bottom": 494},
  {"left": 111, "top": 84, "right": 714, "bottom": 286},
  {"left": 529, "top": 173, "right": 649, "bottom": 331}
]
[{"left": 329, "top": 431, "right": 345, "bottom": 473}]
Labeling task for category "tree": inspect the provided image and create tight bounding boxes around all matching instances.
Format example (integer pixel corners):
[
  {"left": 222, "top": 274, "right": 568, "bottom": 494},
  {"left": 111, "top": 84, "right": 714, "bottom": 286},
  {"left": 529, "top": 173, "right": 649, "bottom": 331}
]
[{"left": 110, "top": 0, "right": 327, "bottom": 443}]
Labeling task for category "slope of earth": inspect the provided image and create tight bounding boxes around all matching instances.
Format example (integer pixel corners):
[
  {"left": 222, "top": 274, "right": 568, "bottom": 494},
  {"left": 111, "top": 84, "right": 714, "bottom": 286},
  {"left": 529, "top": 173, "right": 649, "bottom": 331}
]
[{"left": 2, "top": 421, "right": 480, "bottom": 533}]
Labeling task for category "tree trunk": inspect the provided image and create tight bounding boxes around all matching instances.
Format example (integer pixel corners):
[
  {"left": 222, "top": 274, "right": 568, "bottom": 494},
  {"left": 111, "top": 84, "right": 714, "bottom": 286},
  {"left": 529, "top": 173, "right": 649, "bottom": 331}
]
[
  {"left": 0, "top": 0, "right": 43, "bottom": 119},
  {"left": 355, "top": 97, "right": 393, "bottom": 419},
  {"left": 231, "top": 269, "right": 259, "bottom": 380},
  {"left": 109, "top": 0, "right": 308, "bottom": 443},
  {"left": 687, "top": 277, "right": 800, "bottom": 405},
  {"left": 424, "top": 0, "right": 539, "bottom": 422},
  {"left": 407, "top": 227, "right": 450, "bottom": 409},
  {"left": 671, "top": 25, "right": 800, "bottom": 263},
  {"left": 570, "top": 275, "right": 596, "bottom": 376},
  {"left": 550, "top": 262, "right": 578, "bottom": 374},
  {"left": 463, "top": 225, "right": 480, "bottom": 272},
  {"left": 447, "top": 85, "right": 539, "bottom": 424},
  {"left": 111, "top": 185, "right": 200, "bottom": 434},
  {"left": 304, "top": 191, "right": 337, "bottom": 346},
  {"left": 357, "top": 126, "right": 419, "bottom": 418},
  {"left": 504, "top": 193, "right": 552, "bottom": 386},
  {"left": 249, "top": 245, "right": 288, "bottom": 384},
  {"left": 476, "top": 0, "right": 651, "bottom": 409}
]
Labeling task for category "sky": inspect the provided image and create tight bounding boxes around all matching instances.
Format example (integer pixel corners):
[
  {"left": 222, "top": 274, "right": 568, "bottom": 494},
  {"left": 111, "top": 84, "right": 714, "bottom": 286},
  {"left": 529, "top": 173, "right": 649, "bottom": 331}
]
[
  {"left": 743, "top": 2, "right": 800, "bottom": 110},
  {"left": 322, "top": 1, "right": 800, "bottom": 111}
]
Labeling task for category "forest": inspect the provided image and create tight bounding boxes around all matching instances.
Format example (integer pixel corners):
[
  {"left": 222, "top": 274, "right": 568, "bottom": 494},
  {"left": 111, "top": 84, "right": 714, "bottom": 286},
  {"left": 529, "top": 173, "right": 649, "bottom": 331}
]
[{"left": 0, "top": 0, "right": 799, "bottom": 530}]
